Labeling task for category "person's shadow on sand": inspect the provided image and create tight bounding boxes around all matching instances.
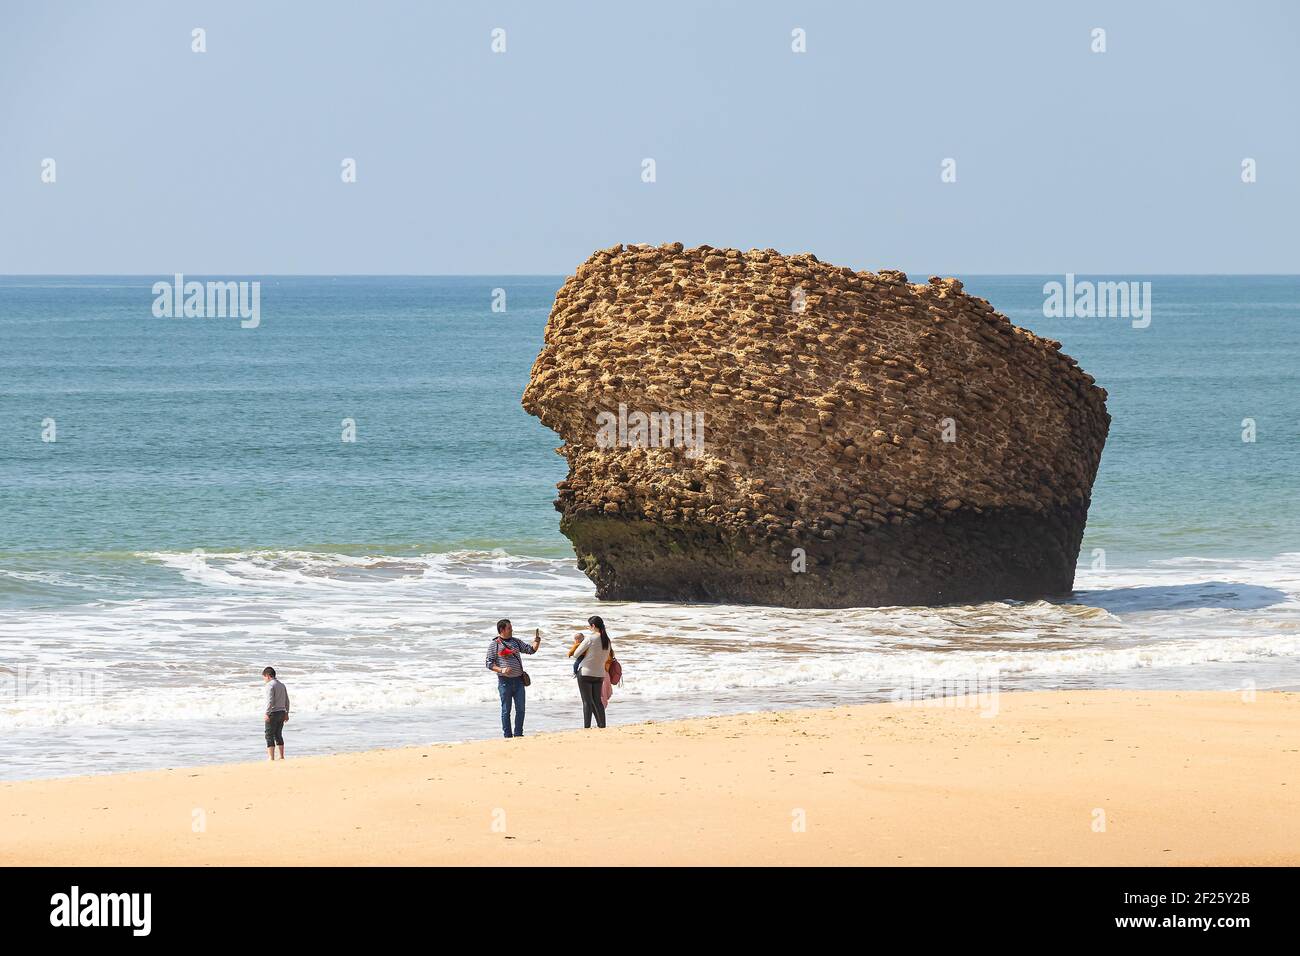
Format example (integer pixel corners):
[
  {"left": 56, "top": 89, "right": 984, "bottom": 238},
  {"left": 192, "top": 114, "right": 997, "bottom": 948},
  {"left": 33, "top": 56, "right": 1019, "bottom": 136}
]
[{"left": 1067, "top": 581, "right": 1290, "bottom": 613}]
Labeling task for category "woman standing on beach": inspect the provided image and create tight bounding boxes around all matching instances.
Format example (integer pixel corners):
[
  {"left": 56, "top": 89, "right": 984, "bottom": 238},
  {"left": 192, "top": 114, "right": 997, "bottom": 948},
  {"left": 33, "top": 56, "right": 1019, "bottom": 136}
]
[{"left": 568, "top": 616, "right": 614, "bottom": 729}]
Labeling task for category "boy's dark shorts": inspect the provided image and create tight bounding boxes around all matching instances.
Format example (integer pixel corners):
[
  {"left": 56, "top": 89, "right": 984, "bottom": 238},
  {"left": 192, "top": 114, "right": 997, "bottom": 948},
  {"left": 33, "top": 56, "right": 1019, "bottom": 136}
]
[{"left": 265, "top": 711, "right": 287, "bottom": 747}]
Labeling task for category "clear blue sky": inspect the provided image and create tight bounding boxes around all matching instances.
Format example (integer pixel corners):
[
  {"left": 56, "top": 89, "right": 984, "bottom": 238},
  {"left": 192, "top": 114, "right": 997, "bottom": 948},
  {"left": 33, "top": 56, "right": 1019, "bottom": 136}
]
[{"left": 1, "top": 0, "right": 1296, "bottom": 275}]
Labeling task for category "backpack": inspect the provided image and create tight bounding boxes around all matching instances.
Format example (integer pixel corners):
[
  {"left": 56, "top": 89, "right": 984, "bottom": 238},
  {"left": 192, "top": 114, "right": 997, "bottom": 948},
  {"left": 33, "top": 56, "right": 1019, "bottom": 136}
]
[{"left": 607, "top": 657, "right": 623, "bottom": 686}]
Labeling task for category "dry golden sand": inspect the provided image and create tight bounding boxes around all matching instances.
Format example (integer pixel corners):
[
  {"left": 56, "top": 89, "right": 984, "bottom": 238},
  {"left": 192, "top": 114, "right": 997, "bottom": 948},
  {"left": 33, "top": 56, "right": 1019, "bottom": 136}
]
[{"left": 2, "top": 690, "right": 1296, "bottom": 866}]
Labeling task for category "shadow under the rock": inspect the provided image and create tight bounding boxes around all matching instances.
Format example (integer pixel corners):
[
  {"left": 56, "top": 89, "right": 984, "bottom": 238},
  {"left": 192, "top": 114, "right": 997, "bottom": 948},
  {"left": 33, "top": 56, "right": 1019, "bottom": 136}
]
[{"left": 1065, "top": 581, "right": 1290, "bottom": 613}]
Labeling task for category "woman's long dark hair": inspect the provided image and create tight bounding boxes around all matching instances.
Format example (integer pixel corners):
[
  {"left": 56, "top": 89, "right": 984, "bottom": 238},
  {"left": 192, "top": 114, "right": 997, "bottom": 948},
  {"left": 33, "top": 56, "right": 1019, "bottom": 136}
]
[{"left": 588, "top": 615, "right": 610, "bottom": 650}]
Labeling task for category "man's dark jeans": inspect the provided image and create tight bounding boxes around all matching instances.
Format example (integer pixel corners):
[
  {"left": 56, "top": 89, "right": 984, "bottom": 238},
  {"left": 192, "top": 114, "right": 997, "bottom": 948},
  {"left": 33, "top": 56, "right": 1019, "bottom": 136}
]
[
  {"left": 264, "top": 710, "right": 286, "bottom": 747},
  {"left": 498, "top": 675, "right": 526, "bottom": 737}
]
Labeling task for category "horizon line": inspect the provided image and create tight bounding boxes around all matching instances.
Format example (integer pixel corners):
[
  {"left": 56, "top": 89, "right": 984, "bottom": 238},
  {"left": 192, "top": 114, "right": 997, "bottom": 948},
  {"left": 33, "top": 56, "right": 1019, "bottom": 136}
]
[{"left": 4, "top": 272, "right": 1300, "bottom": 279}]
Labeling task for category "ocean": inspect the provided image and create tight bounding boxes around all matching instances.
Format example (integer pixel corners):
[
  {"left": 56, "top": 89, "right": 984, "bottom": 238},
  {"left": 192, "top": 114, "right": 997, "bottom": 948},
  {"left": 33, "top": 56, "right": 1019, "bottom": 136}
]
[{"left": 1, "top": 275, "right": 1297, "bottom": 780}]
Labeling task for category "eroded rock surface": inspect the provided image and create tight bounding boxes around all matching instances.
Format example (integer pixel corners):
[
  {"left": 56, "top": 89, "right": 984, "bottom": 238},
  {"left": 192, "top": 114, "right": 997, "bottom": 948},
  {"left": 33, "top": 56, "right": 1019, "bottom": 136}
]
[{"left": 522, "top": 243, "right": 1109, "bottom": 607}]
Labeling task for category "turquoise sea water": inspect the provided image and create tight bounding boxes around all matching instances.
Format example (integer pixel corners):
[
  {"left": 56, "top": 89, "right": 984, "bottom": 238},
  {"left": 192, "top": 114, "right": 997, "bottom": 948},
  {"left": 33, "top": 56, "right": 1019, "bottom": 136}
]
[
  {"left": 0, "top": 276, "right": 570, "bottom": 571},
  {"left": 1, "top": 275, "right": 1297, "bottom": 779}
]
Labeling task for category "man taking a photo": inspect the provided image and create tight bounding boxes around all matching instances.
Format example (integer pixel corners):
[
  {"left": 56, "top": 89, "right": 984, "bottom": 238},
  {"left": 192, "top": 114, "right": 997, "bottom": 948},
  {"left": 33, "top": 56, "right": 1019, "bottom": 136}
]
[{"left": 486, "top": 619, "right": 540, "bottom": 738}]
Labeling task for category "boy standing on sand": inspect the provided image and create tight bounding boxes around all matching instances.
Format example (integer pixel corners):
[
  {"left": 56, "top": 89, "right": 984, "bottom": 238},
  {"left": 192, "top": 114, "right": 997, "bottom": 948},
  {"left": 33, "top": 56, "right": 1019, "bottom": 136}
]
[
  {"left": 485, "top": 619, "right": 540, "bottom": 738},
  {"left": 262, "top": 666, "right": 290, "bottom": 760}
]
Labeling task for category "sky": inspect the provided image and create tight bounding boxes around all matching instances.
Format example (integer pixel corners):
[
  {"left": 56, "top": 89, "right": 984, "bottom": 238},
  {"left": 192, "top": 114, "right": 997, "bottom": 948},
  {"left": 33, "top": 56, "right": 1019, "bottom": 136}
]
[{"left": 1, "top": 0, "right": 1297, "bottom": 275}]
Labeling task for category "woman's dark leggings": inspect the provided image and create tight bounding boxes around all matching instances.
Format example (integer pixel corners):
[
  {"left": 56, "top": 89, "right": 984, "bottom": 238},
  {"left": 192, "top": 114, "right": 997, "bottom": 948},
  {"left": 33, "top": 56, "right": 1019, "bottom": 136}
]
[{"left": 577, "top": 676, "right": 606, "bottom": 728}]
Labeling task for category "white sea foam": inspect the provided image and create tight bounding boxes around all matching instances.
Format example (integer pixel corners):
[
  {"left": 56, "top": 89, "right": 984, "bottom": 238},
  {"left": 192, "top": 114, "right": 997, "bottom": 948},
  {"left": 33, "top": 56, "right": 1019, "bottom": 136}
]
[{"left": 2, "top": 549, "right": 1298, "bottom": 743}]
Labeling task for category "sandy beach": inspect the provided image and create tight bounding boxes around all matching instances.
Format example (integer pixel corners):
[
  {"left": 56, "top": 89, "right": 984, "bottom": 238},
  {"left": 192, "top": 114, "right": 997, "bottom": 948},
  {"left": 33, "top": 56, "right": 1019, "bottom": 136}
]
[{"left": 2, "top": 690, "right": 1296, "bottom": 866}]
